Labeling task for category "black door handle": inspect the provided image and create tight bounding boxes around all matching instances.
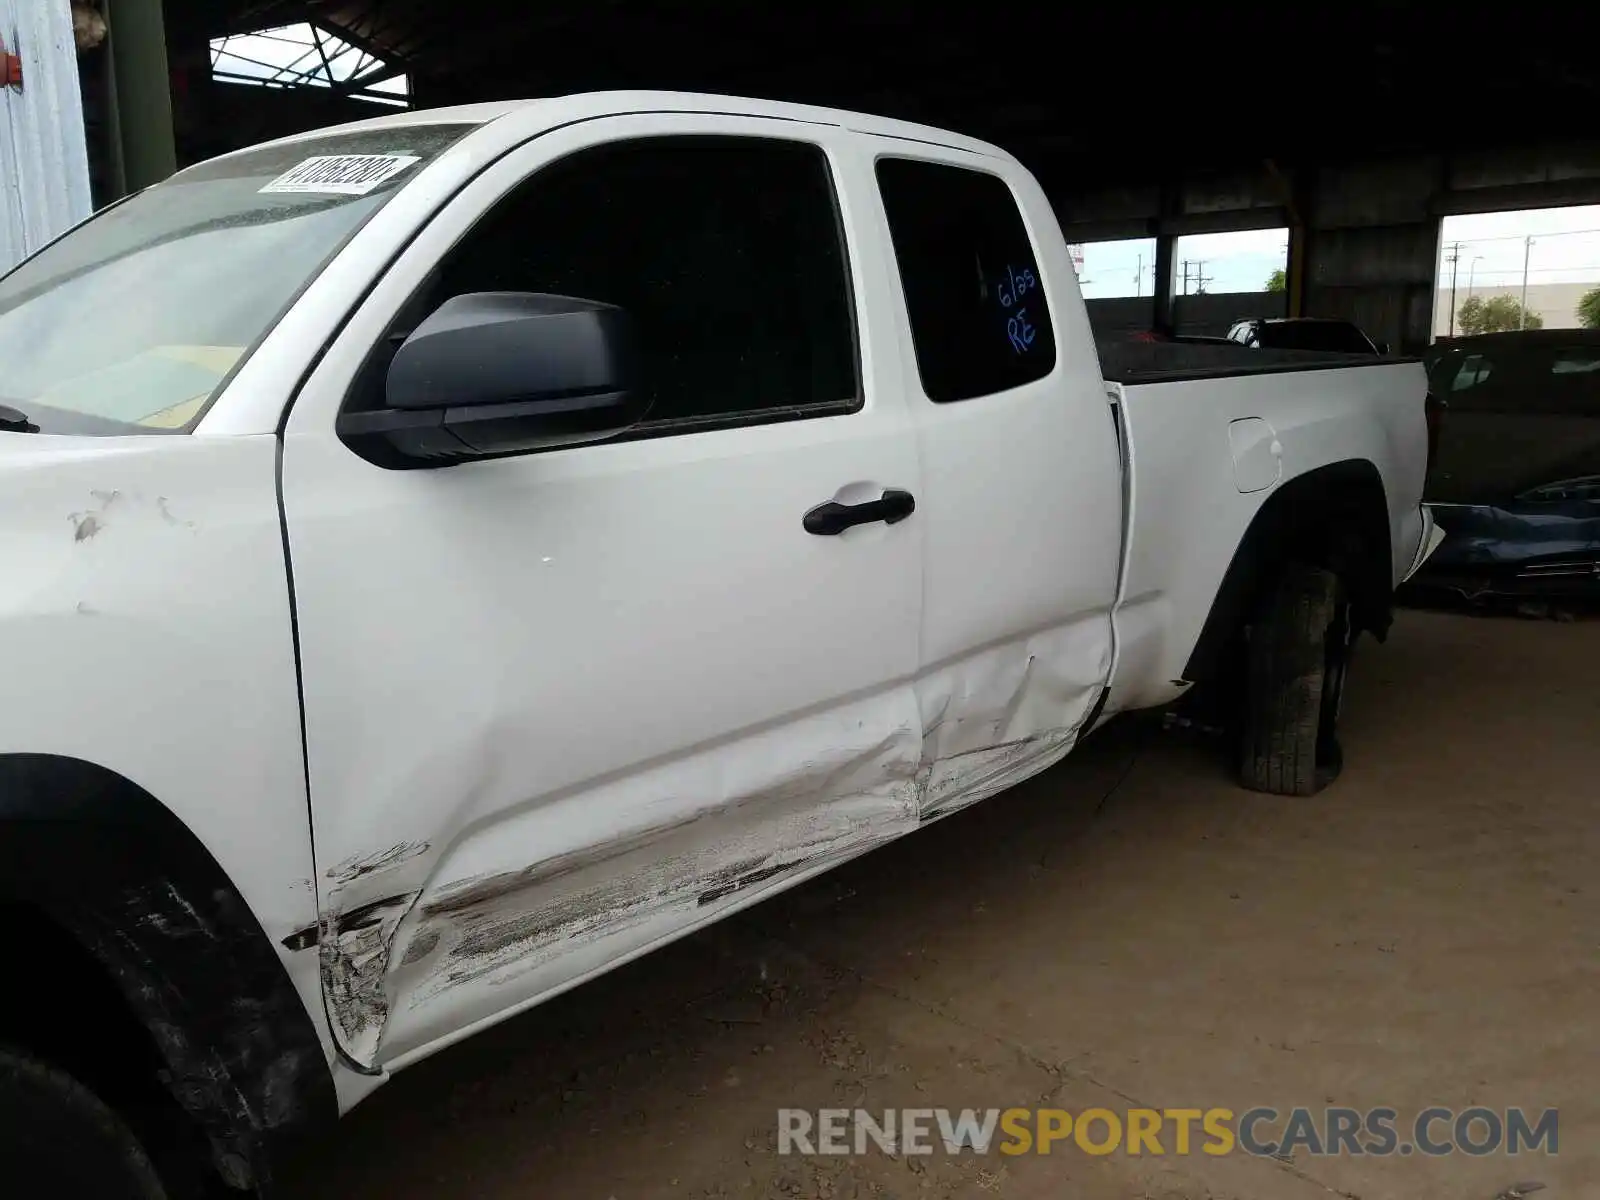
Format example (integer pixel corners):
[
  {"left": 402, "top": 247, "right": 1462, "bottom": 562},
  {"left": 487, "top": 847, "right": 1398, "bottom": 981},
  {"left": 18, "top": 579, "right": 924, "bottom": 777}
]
[{"left": 803, "top": 488, "right": 916, "bottom": 536}]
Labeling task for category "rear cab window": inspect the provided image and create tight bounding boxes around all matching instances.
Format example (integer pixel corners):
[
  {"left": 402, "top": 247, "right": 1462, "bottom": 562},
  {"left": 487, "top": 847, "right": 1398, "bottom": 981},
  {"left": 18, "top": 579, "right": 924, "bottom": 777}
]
[
  {"left": 0, "top": 124, "right": 473, "bottom": 435},
  {"left": 874, "top": 157, "right": 1056, "bottom": 403}
]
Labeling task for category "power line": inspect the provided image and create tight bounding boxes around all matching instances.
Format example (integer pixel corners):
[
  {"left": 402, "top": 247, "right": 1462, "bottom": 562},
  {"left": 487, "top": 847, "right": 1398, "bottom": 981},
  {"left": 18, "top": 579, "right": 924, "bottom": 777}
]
[
  {"left": 1456, "top": 265, "right": 1600, "bottom": 276},
  {"left": 1443, "top": 226, "right": 1600, "bottom": 245}
]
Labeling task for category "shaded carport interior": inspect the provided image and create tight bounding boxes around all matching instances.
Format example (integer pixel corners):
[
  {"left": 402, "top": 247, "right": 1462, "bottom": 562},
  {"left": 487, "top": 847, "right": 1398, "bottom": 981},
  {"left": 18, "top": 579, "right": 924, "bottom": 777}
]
[{"left": 150, "top": 1, "right": 1600, "bottom": 354}]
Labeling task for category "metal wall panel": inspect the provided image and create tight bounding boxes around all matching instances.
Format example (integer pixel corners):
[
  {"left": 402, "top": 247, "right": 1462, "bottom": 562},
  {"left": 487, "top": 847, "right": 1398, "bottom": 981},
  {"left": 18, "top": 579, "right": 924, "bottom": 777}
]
[{"left": 0, "top": 0, "right": 93, "bottom": 273}]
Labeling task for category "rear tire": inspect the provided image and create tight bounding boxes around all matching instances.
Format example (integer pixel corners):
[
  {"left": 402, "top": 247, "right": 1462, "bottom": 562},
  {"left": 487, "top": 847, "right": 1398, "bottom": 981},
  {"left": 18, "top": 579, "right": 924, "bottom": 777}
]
[
  {"left": 1238, "top": 563, "right": 1351, "bottom": 796},
  {"left": 0, "top": 1046, "right": 169, "bottom": 1199}
]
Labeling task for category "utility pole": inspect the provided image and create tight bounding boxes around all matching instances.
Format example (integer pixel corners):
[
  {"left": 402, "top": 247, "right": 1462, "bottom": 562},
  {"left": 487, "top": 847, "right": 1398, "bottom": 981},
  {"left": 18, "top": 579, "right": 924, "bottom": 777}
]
[
  {"left": 1179, "top": 259, "right": 1211, "bottom": 296},
  {"left": 1135, "top": 254, "right": 1143, "bottom": 298},
  {"left": 1445, "top": 242, "right": 1461, "bottom": 337},
  {"left": 1520, "top": 235, "right": 1534, "bottom": 329}
]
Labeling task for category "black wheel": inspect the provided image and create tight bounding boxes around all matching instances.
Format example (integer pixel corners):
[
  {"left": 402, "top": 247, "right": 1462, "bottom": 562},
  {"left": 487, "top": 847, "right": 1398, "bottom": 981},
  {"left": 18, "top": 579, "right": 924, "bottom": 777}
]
[
  {"left": 0, "top": 1046, "right": 170, "bottom": 1199},
  {"left": 1238, "top": 563, "right": 1352, "bottom": 796}
]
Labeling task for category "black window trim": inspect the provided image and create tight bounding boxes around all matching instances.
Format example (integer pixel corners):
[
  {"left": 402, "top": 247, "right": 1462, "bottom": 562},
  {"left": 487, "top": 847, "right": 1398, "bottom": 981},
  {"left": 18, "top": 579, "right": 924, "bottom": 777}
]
[
  {"left": 338, "top": 130, "right": 865, "bottom": 461},
  {"left": 870, "top": 149, "right": 1061, "bottom": 405}
]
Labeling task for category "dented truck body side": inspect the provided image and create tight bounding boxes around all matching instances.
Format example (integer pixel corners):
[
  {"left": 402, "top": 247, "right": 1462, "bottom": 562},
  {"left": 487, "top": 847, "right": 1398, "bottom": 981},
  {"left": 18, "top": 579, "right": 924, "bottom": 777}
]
[
  {"left": 0, "top": 91, "right": 1433, "bottom": 1183},
  {"left": 276, "top": 108, "right": 1124, "bottom": 1069}
]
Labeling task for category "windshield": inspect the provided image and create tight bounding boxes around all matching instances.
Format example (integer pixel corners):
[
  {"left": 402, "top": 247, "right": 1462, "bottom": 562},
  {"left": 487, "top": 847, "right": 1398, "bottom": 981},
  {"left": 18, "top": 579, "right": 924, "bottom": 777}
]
[{"left": 0, "top": 124, "right": 474, "bottom": 435}]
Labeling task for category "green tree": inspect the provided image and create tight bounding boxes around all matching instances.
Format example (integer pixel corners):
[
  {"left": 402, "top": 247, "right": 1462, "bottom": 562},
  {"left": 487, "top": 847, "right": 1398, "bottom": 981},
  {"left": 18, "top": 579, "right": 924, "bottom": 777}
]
[
  {"left": 1265, "top": 268, "right": 1287, "bottom": 293},
  {"left": 1457, "top": 294, "right": 1545, "bottom": 335},
  {"left": 1578, "top": 284, "right": 1600, "bottom": 329}
]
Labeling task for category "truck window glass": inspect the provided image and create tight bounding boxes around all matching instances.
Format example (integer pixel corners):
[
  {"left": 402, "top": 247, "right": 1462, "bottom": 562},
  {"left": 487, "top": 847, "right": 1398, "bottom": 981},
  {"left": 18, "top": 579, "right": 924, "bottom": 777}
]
[
  {"left": 0, "top": 125, "right": 473, "bottom": 435},
  {"left": 358, "top": 137, "right": 859, "bottom": 432},
  {"left": 874, "top": 157, "right": 1056, "bottom": 403},
  {"left": 1453, "top": 355, "right": 1492, "bottom": 392},
  {"left": 1442, "top": 352, "right": 1513, "bottom": 415},
  {"left": 1550, "top": 349, "right": 1600, "bottom": 376},
  {"left": 1544, "top": 347, "right": 1600, "bottom": 416}
]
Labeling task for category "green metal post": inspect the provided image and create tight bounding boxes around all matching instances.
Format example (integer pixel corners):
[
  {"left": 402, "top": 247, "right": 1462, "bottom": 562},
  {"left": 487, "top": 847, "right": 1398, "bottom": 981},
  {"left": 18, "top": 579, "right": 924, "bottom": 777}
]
[{"left": 105, "top": 0, "right": 176, "bottom": 192}]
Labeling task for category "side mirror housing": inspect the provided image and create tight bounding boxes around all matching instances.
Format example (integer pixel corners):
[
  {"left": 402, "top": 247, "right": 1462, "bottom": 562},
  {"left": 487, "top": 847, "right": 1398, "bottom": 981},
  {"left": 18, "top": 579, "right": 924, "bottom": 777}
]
[
  {"left": 1375, "top": 340, "right": 1391, "bottom": 356},
  {"left": 338, "top": 292, "right": 646, "bottom": 465}
]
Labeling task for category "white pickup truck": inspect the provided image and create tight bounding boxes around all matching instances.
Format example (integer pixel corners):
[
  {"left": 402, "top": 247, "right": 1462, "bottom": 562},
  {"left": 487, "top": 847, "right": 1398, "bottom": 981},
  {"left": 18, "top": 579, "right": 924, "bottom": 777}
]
[{"left": 0, "top": 92, "right": 1436, "bottom": 1195}]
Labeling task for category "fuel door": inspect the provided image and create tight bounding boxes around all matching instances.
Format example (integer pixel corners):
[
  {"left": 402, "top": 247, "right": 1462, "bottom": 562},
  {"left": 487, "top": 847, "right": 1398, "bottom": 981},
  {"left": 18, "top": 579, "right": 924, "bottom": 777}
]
[{"left": 1228, "top": 417, "right": 1282, "bottom": 494}]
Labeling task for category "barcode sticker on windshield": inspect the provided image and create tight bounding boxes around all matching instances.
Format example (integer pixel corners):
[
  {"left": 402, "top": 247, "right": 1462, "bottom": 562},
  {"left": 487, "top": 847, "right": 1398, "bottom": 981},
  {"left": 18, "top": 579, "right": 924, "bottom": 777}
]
[{"left": 260, "top": 154, "right": 422, "bottom": 196}]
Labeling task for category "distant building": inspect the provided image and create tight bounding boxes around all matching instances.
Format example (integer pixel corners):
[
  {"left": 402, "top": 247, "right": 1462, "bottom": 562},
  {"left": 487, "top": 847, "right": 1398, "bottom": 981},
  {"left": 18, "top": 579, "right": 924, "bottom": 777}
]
[{"left": 1434, "top": 281, "right": 1597, "bottom": 336}]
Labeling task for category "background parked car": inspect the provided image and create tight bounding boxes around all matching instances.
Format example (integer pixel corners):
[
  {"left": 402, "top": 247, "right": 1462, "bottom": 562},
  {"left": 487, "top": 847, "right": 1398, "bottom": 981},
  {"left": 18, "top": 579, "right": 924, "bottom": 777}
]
[
  {"left": 1408, "top": 329, "right": 1600, "bottom": 604},
  {"left": 1226, "top": 317, "right": 1387, "bottom": 356}
]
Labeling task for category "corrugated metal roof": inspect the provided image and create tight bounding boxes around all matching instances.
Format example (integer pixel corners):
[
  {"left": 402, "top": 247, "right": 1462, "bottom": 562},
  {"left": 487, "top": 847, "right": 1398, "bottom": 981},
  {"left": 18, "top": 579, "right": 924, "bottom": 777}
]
[{"left": 0, "top": 0, "right": 92, "bottom": 273}]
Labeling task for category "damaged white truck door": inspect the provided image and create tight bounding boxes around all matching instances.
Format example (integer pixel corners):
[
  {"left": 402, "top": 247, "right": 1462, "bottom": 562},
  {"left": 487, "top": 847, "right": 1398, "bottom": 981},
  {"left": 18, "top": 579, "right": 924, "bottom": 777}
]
[
  {"left": 867, "top": 148, "right": 1123, "bottom": 810},
  {"left": 280, "top": 115, "right": 925, "bottom": 1068}
]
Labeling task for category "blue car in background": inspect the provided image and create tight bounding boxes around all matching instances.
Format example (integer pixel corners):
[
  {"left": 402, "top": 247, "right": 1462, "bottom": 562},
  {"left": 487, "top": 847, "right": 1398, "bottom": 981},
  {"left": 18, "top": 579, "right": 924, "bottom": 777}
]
[{"left": 1408, "top": 329, "right": 1600, "bottom": 604}]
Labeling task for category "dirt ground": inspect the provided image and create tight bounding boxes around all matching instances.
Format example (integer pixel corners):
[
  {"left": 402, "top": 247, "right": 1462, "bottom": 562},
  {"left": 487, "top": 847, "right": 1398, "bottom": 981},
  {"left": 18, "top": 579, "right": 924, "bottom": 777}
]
[{"left": 284, "top": 609, "right": 1597, "bottom": 1200}]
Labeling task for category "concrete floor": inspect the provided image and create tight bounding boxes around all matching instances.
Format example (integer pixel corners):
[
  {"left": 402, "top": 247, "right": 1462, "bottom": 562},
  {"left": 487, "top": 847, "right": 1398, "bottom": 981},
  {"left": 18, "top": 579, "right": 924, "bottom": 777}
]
[{"left": 285, "top": 610, "right": 1597, "bottom": 1200}]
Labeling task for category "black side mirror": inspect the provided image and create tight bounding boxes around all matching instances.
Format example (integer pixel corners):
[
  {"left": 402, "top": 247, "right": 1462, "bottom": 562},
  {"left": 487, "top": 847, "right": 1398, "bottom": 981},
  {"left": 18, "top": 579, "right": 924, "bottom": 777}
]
[
  {"left": 338, "top": 292, "right": 646, "bottom": 465},
  {"left": 1375, "top": 341, "right": 1391, "bottom": 356}
]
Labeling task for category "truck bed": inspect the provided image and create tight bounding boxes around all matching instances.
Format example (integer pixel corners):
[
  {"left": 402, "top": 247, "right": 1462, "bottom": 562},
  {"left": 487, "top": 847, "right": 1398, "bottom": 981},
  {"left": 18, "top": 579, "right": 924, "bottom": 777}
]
[
  {"left": 1096, "top": 338, "right": 1387, "bottom": 384},
  {"left": 1104, "top": 356, "right": 1432, "bottom": 716}
]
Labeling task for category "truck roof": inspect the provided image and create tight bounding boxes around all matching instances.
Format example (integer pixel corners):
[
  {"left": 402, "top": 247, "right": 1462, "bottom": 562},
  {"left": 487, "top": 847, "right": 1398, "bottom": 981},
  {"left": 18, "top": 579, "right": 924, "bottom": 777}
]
[
  {"left": 1437, "top": 327, "right": 1600, "bottom": 348},
  {"left": 237, "top": 90, "right": 1009, "bottom": 163}
]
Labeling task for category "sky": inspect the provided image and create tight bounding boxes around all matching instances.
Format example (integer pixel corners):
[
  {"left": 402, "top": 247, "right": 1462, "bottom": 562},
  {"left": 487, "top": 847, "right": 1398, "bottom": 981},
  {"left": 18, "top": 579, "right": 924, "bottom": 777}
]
[
  {"left": 1437, "top": 204, "right": 1600, "bottom": 291},
  {"left": 1075, "top": 230, "right": 1288, "bottom": 299}
]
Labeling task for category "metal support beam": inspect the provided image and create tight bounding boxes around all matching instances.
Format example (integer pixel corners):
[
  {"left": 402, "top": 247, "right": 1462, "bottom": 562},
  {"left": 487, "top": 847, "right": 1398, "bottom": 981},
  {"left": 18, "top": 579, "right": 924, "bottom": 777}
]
[
  {"left": 1052, "top": 218, "right": 1156, "bottom": 245},
  {"left": 1286, "top": 224, "right": 1309, "bottom": 318},
  {"left": 1150, "top": 183, "right": 1180, "bottom": 337},
  {"left": 1432, "top": 178, "right": 1600, "bottom": 217},
  {"left": 106, "top": 0, "right": 176, "bottom": 193},
  {"left": 1151, "top": 231, "right": 1177, "bottom": 337},
  {"left": 1056, "top": 205, "right": 1294, "bottom": 244},
  {"left": 1263, "top": 159, "right": 1308, "bottom": 319},
  {"left": 1160, "top": 207, "right": 1290, "bottom": 238}
]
